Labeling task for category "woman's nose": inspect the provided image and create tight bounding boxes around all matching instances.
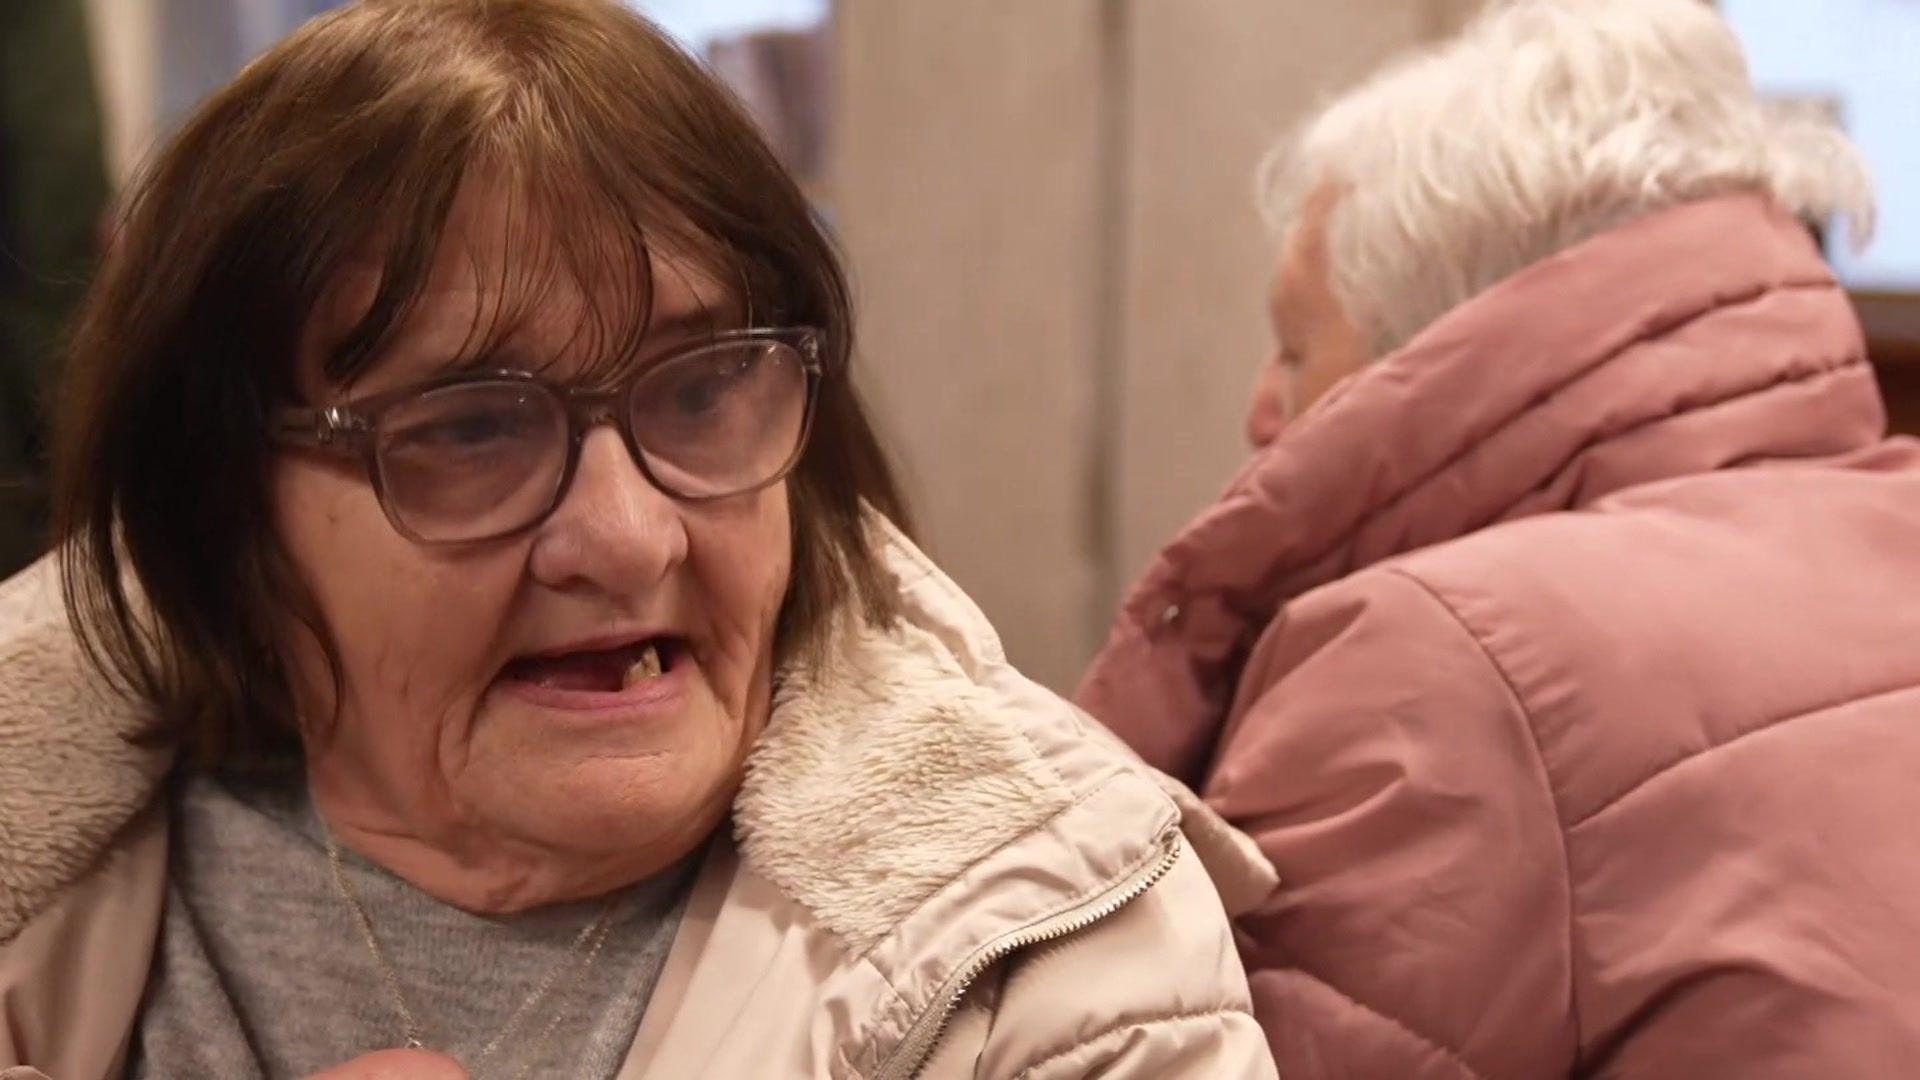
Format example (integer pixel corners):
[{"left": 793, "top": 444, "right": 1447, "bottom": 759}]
[
  {"left": 1246, "top": 361, "right": 1291, "bottom": 449},
  {"left": 527, "top": 427, "right": 687, "bottom": 594}
]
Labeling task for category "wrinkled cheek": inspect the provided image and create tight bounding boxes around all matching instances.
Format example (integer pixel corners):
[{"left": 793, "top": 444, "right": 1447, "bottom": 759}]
[
  {"left": 711, "top": 565, "right": 787, "bottom": 723},
  {"left": 264, "top": 464, "right": 379, "bottom": 718},
  {"left": 271, "top": 618, "right": 340, "bottom": 739},
  {"left": 676, "top": 477, "right": 790, "bottom": 701},
  {"left": 326, "top": 642, "right": 447, "bottom": 762}
]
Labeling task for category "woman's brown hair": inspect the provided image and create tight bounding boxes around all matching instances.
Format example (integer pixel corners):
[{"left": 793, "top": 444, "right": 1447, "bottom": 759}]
[{"left": 53, "top": 0, "right": 908, "bottom": 761}]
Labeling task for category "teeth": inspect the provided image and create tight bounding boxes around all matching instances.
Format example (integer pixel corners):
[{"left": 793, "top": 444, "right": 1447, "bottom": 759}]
[{"left": 622, "top": 643, "right": 663, "bottom": 688}]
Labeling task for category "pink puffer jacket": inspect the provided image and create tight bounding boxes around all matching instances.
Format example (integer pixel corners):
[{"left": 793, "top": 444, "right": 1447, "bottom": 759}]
[{"left": 1079, "top": 193, "right": 1920, "bottom": 1077}]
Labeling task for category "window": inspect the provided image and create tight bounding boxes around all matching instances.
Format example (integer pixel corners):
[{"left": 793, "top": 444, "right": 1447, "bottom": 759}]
[
  {"left": 629, "top": 0, "right": 833, "bottom": 187},
  {"left": 1724, "top": 0, "right": 1920, "bottom": 288},
  {"left": 631, "top": 0, "right": 828, "bottom": 54},
  {"left": 1724, "top": 0, "right": 1920, "bottom": 431}
]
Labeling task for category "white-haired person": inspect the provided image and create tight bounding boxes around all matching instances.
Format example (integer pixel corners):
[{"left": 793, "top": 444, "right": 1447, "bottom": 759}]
[{"left": 1080, "top": 0, "right": 1920, "bottom": 1075}]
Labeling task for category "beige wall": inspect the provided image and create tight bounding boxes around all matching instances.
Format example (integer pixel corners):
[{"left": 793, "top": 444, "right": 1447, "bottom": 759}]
[
  {"left": 81, "top": 0, "right": 315, "bottom": 186},
  {"left": 834, "top": 2, "right": 1110, "bottom": 691},
  {"left": 834, "top": 0, "right": 1470, "bottom": 691},
  {"left": 84, "top": 0, "right": 161, "bottom": 184},
  {"left": 1113, "top": 0, "right": 1440, "bottom": 589}
]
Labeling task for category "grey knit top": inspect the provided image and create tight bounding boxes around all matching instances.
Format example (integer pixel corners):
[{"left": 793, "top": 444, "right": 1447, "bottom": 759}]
[{"left": 130, "top": 758, "right": 695, "bottom": 1079}]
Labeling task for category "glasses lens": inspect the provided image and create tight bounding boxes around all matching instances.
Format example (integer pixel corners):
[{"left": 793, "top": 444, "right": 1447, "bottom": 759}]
[
  {"left": 629, "top": 340, "right": 811, "bottom": 498},
  {"left": 373, "top": 381, "right": 568, "bottom": 541}
]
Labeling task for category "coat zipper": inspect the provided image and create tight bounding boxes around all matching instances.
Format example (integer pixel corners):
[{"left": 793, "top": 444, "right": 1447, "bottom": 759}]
[{"left": 874, "top": 825, "right": 1185, "bottom": 1080}]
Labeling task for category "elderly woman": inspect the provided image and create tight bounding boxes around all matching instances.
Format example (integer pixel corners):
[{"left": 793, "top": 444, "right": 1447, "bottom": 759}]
[
  {"left": 0, "top": 2, "right": 1277, "bottom": 1077},
  {"left": 1081, "top": 0, "right": 1920, "bottom": 1075}
]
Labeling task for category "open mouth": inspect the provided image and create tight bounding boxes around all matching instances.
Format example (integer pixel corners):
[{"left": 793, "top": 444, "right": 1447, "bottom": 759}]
[{"left": 499, "top": 636, "right": 686, "bottom": 695}]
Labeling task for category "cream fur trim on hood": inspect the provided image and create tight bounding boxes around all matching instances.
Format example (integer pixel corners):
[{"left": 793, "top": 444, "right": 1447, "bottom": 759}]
[
  {"left": 741, "top": 612, "right": 1078, "bottom": 954},
  {"left": 736, "top": 515, "right": 1274, "bottom": 953},
  {"left": 0, "top": 557, "right": 169, "bottom": 942}
]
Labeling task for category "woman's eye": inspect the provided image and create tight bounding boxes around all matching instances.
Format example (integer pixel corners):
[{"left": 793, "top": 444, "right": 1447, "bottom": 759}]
[
  {"left": 438, "top": 413, "right": 509, "bottom": 443},
  {"left": 673, "top": 375, "right": 724, "bottom": 416},
  {"left": 399, "top": 410, "right": 522, "bottom": 450},
  {"left": 666, "top": 354, "right": 757, "bottom": 417}
]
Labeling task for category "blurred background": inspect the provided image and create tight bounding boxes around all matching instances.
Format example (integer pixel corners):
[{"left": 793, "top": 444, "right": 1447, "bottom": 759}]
[{"left": 5, "top": 0, "right": 1917, "bottom": 689}]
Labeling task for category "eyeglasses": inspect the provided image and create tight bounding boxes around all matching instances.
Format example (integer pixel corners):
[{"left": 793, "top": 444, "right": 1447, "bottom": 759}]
[{"left": 271, "top": 327, "right": 824, "bottom": 544}]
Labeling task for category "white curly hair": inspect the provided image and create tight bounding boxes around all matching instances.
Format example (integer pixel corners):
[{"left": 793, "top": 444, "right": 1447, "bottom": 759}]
[{"left": 1257, "top": 0, "right": 1877, "bottom": 356}]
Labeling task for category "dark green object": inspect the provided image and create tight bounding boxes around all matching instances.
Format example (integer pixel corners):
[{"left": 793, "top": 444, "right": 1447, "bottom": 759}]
[{"left": 0, "top": 0, "right": 111, "bottom": 577}]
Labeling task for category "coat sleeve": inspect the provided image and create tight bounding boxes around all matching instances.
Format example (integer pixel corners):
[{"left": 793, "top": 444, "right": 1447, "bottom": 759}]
[{"left": 1209, "top": 569, "right": 1578, "bottom": 1079}]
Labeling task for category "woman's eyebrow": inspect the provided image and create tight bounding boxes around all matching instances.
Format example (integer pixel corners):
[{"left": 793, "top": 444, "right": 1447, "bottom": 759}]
[
  {"left": 384, "top": 301, "right": 748, "bottom": 382},
  {"left": 641, "top": 305, "right": 743, "bottom": 347},
  {"left": 426, "top": 343, "right": 538, "bottom": 377}
]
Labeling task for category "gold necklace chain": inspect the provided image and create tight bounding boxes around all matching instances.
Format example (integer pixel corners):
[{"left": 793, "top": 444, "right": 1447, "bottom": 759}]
[
  {"left": 502, "top": 913, "right": 621, "bottom": 1080},
  {"left": 321, "top": 824, "right": 622, "bottom": 1071}
]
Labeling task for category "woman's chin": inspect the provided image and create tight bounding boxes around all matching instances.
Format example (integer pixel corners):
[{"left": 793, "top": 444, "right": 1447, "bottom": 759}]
[
  {"left": 458, "top": 716, "right": 740, "bottom": 865},
  {"left": 418, "top": 787, "right": 722, "bottom": 911}
]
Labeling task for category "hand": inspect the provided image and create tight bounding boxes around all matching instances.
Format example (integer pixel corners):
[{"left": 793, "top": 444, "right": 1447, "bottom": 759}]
[{"left": 301, "top": 1049, "right": 471, "bottom": 1079}]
